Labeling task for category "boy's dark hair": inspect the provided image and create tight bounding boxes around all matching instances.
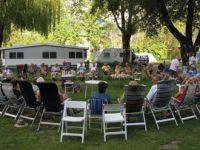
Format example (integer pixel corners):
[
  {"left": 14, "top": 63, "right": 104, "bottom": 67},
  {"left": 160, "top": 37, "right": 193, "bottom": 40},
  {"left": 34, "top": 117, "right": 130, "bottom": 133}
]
[{"left": 98, "top": 82, "right": 108, "bottom": 93}]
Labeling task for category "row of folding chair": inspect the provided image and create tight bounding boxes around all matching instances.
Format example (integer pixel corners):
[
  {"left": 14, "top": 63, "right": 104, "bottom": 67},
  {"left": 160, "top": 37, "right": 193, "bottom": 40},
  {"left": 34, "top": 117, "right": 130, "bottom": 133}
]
[
  {"left": 88, "top": 80, "right": 200, "bottom": 134},
  {"left": 1, "top": 80, "right": 200, "bottom": 143}
]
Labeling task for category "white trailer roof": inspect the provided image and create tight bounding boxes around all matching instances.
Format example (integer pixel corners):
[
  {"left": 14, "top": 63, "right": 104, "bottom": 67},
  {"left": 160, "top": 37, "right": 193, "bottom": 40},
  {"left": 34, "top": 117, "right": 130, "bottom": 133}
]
[{"left": 0, "top": 43, "right": 88, "bottom": 51}]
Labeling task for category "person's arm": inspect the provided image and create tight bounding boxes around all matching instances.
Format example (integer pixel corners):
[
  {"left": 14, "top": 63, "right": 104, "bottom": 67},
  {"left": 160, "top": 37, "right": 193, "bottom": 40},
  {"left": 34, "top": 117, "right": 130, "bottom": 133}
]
[{"left": 146, "top": 85, "right": 157, "bottom": 102}]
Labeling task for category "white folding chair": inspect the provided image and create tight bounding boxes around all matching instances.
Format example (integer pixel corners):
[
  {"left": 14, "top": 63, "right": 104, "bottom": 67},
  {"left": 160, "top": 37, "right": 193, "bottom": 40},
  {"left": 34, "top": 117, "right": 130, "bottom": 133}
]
[
  {"left": 103, "top": 104, "right": 127, "bottom": 142},
  {"left": 60, "top": 101, "right": 87, "bottom": 143}
]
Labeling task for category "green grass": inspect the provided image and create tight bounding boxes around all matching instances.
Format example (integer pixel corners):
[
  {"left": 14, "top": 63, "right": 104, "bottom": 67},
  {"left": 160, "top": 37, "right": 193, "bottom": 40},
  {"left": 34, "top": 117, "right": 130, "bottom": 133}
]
[
  {"left": 1, "top": 72, "right": 200, "bottom": 149},
  {"left": 1, "top": 114, "right": 200, "bottom": 150}
]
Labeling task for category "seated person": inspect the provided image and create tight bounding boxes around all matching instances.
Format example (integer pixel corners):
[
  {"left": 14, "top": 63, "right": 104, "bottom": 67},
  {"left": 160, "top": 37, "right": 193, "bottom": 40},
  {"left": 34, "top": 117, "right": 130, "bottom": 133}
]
[
  {"left": 157, "top": 63, "right": 165, "bottom": 74},
  {"left": 91, "top": 81, "right": 111, "bottom": 104},
  {"left": 134, "top": 60, "right": 142, "bottom": 72},
  {"left": 3, "top": 68, "right": 13, "bottom": 80},
  {"left": 40, "top": 63, "right": 48, "bottom": 77},
  {"left": 115, "top": 64, "right": 121, "bottom": 75},
  {"left": 170, "top": 76, "right": 197, "bottom": 106},
  {"left": 28, "top": 64, "right": 37, "bottom": 78},
  {"left": 36, "top": 74, "right": 45, "bottom": 83},
  {"left": 23, "top": 64, "right": 28, "bottom": 79},
  {"left": 102, "top": 64, "right": 111, "bottom": 75},
  {"left": 186, "top": 65, "right": 197, "bottom": 77},
  {"left": 77, "top": 62, "right": 86, "bottom": 78},
  {"left": 124, "top": 63, "right": 132, "bottom": 75},
  {"left": 12, "top": 81, "right": 23, "bottom": 104},
  {"left": 51, "top": 64, "right": 60, "bottom": 81},
  {"left": 146, "top": 75, "right": 162, "bottom": 102},
  {"left": 62, "top": 61, "right": 71, "bottom": 72},
  {"left": 118, "top": 80, "right": 139, "bottom": 104},
  {"left": 146, "top": 63, "right": 153, "bottom": 77},
  {"left": 89, "top": 62, "right": 98, "bottom": 79}
]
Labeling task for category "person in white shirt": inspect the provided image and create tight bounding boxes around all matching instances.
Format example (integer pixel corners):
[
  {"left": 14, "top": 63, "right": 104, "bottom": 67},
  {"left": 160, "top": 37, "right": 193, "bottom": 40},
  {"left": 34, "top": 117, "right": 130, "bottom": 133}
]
[
  {"left": 188, "top": 52, "right": 196, "bottom": 66},
  {"left": 169, "top": 56, "right": 179, "bottom": 77},
  {"left": 146, "top": 75, "right": 162, "bottom": 102}
]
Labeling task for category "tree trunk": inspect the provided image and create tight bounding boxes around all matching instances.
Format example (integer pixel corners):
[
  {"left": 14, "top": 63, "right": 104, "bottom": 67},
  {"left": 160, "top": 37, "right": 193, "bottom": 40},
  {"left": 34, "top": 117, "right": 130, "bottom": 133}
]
[
  {"left": 180, "top": 41, "right": 197, "bottom": 65},
  {"left": 122, "top": 33, "right": 131, "bottom": 64}
]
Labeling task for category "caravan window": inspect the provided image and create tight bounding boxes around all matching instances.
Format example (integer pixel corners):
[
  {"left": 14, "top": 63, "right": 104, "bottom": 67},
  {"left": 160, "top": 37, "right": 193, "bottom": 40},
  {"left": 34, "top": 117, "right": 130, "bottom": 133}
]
[
  {"left": 103, "top": 52, "right": 110, "bottom": 58},
  {"left": 120, "top": 52, "right": 123, "bottom": 57},
  {"left": 69, "top": 52, "right": 75, "bottom": 58},
  {"left": 76, "top": 52, "right": 82, "bottom": 58},
  {"left": 17, "top": 52, "right": 24, "bottom": 59},
  {"left": 9, "top": 52, "right": 16, "bottom": 59},
  {"left": 50, "top": 52, "right": 57, "bottom": 58},
  {"left": 43, "top": 52, "right": 49, "bottom": 59}
]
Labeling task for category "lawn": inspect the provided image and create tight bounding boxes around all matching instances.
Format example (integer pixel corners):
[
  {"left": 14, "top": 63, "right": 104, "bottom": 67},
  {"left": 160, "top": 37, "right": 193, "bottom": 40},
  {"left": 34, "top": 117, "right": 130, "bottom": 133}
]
[{"left": 1, "top": 74, "right": 200, "bottom": 150}]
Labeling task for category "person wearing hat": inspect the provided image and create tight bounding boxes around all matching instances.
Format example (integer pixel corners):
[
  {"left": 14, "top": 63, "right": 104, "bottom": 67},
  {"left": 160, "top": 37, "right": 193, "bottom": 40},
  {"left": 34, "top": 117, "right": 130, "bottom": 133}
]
[
  {"left": 118, "top": 80, "right": 139, "bottom": 104},
  {"left": 90, "top": 81, "right": 111, "bottom": 104}
]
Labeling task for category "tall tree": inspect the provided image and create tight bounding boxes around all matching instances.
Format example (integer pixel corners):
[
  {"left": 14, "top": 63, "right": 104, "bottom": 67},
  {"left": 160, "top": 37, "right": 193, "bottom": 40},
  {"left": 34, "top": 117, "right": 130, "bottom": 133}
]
[
  {"left": 52, "top": 0, "right": 109, "bottom": 48},
  {"left": 92, "top": 0, "right": 147, "bottom": 63},
  {"left": 0, "top": 0, "right": 61, "bottom": 48},
  {"left": 141, "top": 0, "right": 200, "bottom": 64}
]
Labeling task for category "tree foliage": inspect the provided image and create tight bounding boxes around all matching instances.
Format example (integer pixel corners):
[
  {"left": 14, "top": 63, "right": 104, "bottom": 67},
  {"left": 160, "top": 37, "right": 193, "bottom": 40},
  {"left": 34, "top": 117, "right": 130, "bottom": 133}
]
[
  {"left": 140, "top": 0, "right": 200, "bottom": 64},
  {"left": 0, "top": 0, "right": 61, "bottom": 47},
  {"left": 49, "top": 0, "right": 109, "bottom": 48},
  {"left": 92, "top": 0, "right": 150, "bottom": 63}
]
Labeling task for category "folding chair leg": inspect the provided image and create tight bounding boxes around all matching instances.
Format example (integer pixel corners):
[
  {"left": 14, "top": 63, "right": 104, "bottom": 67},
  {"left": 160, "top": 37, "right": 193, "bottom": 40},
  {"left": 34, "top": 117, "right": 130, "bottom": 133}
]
[
  {"left": 191, "top": 108, "right": 198, "bottom": 120},
  {"left": 58, "top": 119, "right": 62, "bottom": 133},
  {"left": 176, "top": 109, "right": 184, "bottom": 124},
  {"left": 37, "top": 109, "right": 45, "bottom": 131},
  {"left": 82, "top": 120, "right": 85, "bottom": 143},
  {"left": 150, "top": 108, "right": 160, "bottom": 130},
  {"left": 142, "top": 110, "right": 147, "bottom": 131},
  {"left": 1, "top": 104, "right": 8, "bottom": 117},
  {"left": 60, "top": 121, "right": 64, "bottom": 142},
  {"left": 15, "top": 104, "right": 24, "bottom": 121},
  {"left": 88, "top": 115, "right": 91, "bottom": 129},
  {"left": 103, "top": 121, "right": 106, "bottom": 142},
  {"left": 2, "top": 105, "right": 9, "bottom": 117},
  {"left": 169, "top": 106, "right": 178, "bottom": 126},
  {"left": 196, "top": 104, "right": 200, "bottom": 114},
  {"left": 16, "top": 106, "right": 26, "bottom": 123},
  {"left": 124, "top": 122, "right": 127, "bottom": 141},
  {"left": 31, "top": 108, "right": 40, "bottom": 127}
]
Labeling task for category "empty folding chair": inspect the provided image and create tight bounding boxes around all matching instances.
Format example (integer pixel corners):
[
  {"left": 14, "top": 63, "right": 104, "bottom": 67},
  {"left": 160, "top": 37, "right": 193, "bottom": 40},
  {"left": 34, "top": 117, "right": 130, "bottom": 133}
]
[
  {"left": 60, "top": 101, "right": 87, "bottom": 143},
  {"left": 174, "top": 84, "right": 198, "bottom": 123},
  {"left": 124, "top": 84, "right": 147, "bottom": 130},
  {"left": 17, "top": 80, "right": 41, "bottom": 126},
  {"left": 149, "top": 80, "right": 178, "bottom": 130},
  {"left": 37, "top": 82, "right": 63, "bottom": 131},
  {"left": 103, "top": 104, "right": 127, "bottom": 142}
]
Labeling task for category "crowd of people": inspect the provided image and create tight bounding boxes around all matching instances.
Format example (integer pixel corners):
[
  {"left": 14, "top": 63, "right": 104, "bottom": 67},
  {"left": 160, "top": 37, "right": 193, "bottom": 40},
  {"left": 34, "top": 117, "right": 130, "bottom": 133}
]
[{"left": 1, "top": 53, "right": 200, "bottom": 126}]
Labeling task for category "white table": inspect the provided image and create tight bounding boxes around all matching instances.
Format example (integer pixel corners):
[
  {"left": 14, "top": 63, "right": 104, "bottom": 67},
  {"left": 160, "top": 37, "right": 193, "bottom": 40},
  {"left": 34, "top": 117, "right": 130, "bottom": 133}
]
[
  {"left": 84, "top": 80, "right": 106, "bottom": 99},
  {"left": 61, "top": 74, "right": 75, "bottom": 78}
]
